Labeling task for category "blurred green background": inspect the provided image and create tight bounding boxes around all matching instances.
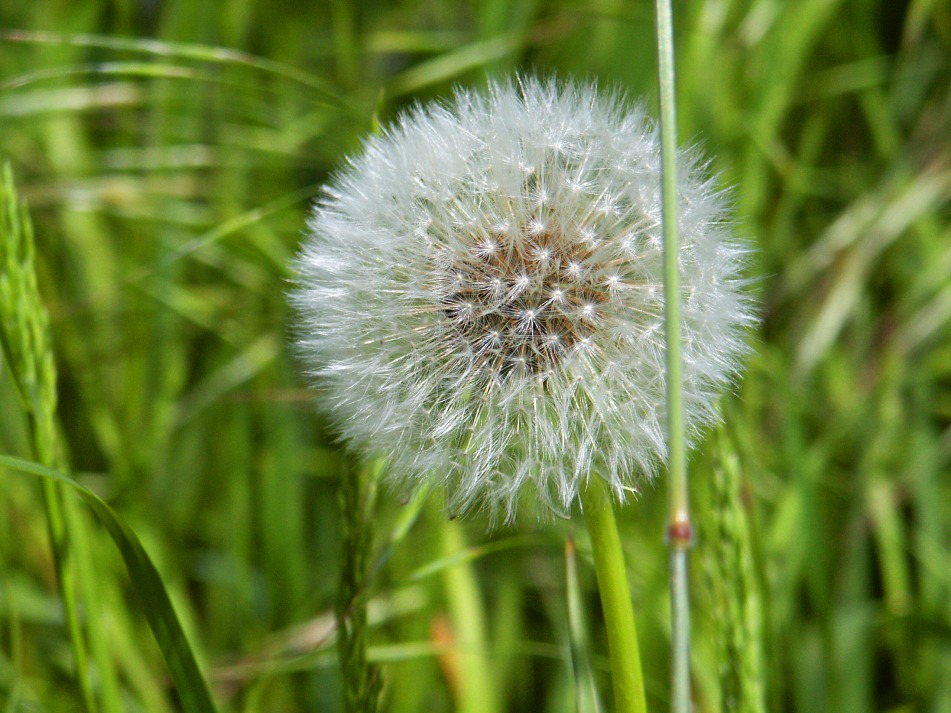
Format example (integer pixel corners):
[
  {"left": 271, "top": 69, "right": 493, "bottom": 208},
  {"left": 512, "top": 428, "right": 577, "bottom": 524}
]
[{"left": 1, "top": 0, "right": 949, "bottom": 711}]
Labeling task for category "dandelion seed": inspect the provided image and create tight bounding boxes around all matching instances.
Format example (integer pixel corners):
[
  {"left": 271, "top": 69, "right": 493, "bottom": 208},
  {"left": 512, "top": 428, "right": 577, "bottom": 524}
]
[{"left": 292, "top": 77, "right": 755, "bottom": 520}]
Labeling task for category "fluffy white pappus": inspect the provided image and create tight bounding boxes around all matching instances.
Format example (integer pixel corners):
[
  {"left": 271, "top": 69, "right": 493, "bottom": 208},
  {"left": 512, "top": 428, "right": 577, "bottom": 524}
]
[{"left": 292, "top": 76, "right": 755, "bottom": 522}]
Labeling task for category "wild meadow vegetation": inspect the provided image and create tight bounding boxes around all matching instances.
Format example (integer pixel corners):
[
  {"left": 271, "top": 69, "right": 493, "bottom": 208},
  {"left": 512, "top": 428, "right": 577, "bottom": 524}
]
[{"left": 1, "top": 1, "right": 949, "bottom": 711}]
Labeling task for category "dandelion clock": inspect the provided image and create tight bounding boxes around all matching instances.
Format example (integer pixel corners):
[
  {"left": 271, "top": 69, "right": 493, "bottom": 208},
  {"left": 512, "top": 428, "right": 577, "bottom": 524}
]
[{"left": 292, "top": 76, "right": 754, "bottom": 521}]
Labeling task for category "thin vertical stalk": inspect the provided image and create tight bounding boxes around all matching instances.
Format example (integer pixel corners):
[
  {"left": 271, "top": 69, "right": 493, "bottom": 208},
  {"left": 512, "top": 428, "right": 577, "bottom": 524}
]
[
  {"left": 705, "top": 428, "right": 766, "bottom": 713},
  {"left": 580, "top": 478, "right": 647, "bottom": 713},
  {"left": 1, "top": 164, "right": 101, "bottom": 712},
  {"left": 653, "top": 2, "right": 693, "bottom": 713},
  {"left": 337, "top": 459, "right": 382, "bottom": 713}
]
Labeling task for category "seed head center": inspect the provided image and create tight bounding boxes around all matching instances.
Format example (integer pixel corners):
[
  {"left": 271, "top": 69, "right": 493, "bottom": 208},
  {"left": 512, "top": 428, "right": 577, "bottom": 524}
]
[{"left": 442, "top": 226, "right": 609, "bottom": 376}]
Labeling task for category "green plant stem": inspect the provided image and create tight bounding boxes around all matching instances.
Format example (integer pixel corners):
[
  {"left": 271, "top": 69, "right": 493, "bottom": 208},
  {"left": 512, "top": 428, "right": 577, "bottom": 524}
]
[
  {"left": 337, "top": 459, "right": 382, "bottom": 713},
  {"left": 668, "top": 548, "right": 690, "bottom": 713},
  {"left": 2, "top": 163, "right": 99, "bottom": 712},
  {"left": 580, "top": 478, "right": 647, "bottom": 713},
  {"left": 706, "top": 428, "right": 766, "bottom": 713},
  {"left": 653, "top": 1, "right": 693, "bottom": 712}
]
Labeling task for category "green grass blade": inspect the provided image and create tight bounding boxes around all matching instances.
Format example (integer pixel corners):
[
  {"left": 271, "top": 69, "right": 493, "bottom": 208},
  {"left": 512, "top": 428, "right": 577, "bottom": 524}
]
[
  {"left": 565, "top": 531, "right": 603, "bottom": 713},
  {"left": 0, "top": 29, "right": 357, "bottom": 112},
  {"left": 0, "top": 454, "right": 220, "bottom": 713},
  {"left": 440, "top": 519, "right": 499, "bottom": 713}
]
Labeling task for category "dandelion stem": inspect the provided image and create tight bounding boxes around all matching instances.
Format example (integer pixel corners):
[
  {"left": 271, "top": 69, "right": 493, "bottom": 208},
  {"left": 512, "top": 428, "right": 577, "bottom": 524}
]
[
  {"left": 581, "top": 478, "right": 647, "bottom": 713},
  {"left": 653, "top": 0, "right": 693, "bottom": 711}
]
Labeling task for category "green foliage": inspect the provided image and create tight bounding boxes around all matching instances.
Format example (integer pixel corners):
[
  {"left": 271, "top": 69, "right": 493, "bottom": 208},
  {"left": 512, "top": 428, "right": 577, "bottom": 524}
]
[
  {"left": 1, "top": 166, "right": 216, "bottom": 711},
  {"left": 0, "top": 455, "right": 218, "bottom": 713},
  {"left": 1, "top": 0, "right": 949, "bottom": 711},
  {"left": 1, "top": 162, "right": 106, "bottom": 712}
]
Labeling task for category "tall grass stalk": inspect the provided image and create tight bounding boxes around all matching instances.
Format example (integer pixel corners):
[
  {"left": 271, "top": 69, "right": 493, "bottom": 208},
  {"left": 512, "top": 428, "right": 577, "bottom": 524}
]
[
  {"left": 652, "top": 1, "right": 692, "bottom": 712},
  {"left": 337, "top": 459, "right": 383, "bottom": 713},
  {"left": 0, "top": 163, "right": 121, "bottom": 712},
  {"left": 704, "top": 428, "right": 766, "bottom": 713}
]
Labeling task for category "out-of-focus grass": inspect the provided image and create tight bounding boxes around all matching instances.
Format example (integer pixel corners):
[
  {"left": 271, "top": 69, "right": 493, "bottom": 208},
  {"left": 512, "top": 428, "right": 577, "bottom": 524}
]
[{"left": 0, "top": 0, "right": 949, "bottom": 711}]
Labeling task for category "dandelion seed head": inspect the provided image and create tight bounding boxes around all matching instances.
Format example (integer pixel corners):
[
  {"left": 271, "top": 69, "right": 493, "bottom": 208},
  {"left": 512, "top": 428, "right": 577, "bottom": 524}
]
[{"left": 293, "top": 76, "right": 756, "bottom": 522}]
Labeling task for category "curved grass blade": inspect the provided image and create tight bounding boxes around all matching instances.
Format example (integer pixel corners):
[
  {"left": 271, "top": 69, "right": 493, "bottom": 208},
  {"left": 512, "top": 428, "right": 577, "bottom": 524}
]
[
  {"left": 0, "top": 30, "right": 361, "bottom": 116},
  {"left": 0, "top": 454, "right": 219, "bottom": 713}
]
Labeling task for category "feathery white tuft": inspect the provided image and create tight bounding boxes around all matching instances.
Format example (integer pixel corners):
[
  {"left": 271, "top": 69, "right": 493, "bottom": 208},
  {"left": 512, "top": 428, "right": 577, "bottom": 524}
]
[{"left": 293, "top": 77, "right": 755, "bottom": 521}]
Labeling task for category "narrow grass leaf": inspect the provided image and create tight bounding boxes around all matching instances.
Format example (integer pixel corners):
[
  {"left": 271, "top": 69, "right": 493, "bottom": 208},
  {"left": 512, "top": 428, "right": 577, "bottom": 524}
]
[
  {"left": 0, "top": 454, "right": 220, "bottom": 713},
  {"left": 0, "top": 30, "right": 357, "bottom": 112},
  {"left": 565, "top": 531, "right": 603, "bottom": 713}
]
